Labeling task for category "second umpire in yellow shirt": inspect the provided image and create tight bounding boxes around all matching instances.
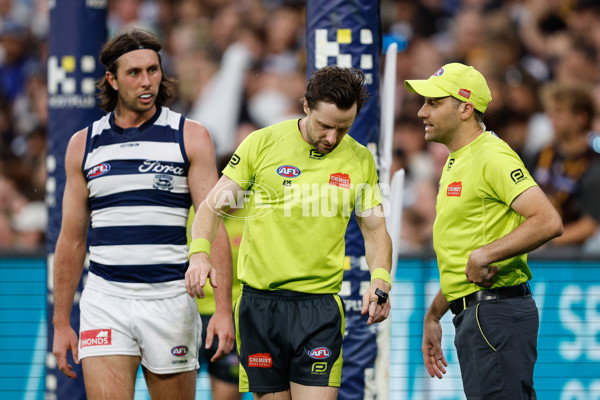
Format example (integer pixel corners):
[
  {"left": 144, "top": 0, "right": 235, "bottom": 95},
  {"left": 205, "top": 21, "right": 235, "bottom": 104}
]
[{"left": 405, "top": 63, "right": 563, "bottom": 399}]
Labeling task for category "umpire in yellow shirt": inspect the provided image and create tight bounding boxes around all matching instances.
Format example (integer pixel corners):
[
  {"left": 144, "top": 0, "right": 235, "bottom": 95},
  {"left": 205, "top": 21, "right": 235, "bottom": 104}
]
[
  {"left": 405, "top": 63, "right": 563, "bottom": 399},
  {"left": 186, "top": 66, "right": 392, "bottom": 400}
]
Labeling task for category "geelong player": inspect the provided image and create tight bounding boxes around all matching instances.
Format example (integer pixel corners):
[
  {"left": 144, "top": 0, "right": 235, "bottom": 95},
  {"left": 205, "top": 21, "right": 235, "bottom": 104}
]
[{"left": 52, "top": 29, "right": 234, "bottom": 399}]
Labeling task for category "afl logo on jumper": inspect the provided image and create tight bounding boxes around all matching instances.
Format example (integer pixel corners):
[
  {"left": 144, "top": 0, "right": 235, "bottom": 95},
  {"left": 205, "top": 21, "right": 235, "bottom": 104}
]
[
  {"left": 433, "top": 67, "right": 444, "bottom": 76},
  {"left": 447, "top": 181, "right": 462, "bottom": 197},
  {"left": 277, "top": 165, "right": 301, "bottom": 178},
  {"left": 87, "top": 163, "right": 111, "bottom": 179},
  {"left": 308, "top": 347, "right": 331, "bottom": 360}
]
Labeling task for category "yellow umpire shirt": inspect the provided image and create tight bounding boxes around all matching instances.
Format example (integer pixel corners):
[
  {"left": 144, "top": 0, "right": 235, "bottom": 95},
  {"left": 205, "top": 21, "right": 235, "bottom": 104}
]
[
  {"left": 434, "top": 131, "right": 538, "bottom": 302},
  {"left": 222, "top": 118, "right": 381, "bottom": 294}
]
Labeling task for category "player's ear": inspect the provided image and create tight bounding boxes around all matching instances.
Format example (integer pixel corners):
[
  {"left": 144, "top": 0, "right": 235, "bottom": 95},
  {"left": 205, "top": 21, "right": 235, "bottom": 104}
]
[
  {"left": 303, "top": 98, "right": 310, "bottom": 115},
  {"left": 106, "top": 71, "right": 118, "bottom": 91}
]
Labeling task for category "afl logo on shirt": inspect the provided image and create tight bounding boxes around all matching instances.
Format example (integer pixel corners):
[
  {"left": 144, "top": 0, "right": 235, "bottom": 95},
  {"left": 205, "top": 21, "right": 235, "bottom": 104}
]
[
  {"left": 87, "top": 162, "right": 111, "bottom": 179},
  {"left": 277, "top": 165, "right": 301, "bottom": 178}
]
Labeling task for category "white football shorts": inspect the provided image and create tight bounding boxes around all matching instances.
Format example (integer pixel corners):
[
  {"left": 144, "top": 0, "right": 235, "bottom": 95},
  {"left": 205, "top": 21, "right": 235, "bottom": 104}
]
[{"left": 78, "top": 286, "right": 201, "bottom": 374}]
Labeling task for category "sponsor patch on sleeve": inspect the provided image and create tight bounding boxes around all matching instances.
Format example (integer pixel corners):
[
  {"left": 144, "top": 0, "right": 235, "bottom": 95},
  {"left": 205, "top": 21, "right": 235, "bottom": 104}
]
[
  {"left": 229, "top": 154, "right": 241, "bottom": 167},
  {"left": 510, "top": 168, "right": 527, "bottom": 183}
]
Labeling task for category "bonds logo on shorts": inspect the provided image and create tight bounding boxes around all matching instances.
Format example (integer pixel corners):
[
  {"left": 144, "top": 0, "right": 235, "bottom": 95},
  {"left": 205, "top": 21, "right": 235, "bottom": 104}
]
[
  {"left": 447, "top": 181, "right": 462, "bottom": 197},
  {"left": 248, "top": 353, "right": 272, "bottom": 368},
  {"left": 308, "top": 347, "right": 331, "bottom": 360},
  {"left": 277, "top": 165, "right": 301, "bottom": 178},
  {"left": 171, "top": 345, "right": 188, "bottom": 357},
  {"left": 510, "top": 168, "right": 526, "bottom": 183},
  {"left": 80, "top": 329, "right": 111, "bottom": 348},
  {"left": 329, "top": 173, "right": 350, "bottom": 189},
  {"left": 87, "top": 163, "right": 111, "bottom": 179}
]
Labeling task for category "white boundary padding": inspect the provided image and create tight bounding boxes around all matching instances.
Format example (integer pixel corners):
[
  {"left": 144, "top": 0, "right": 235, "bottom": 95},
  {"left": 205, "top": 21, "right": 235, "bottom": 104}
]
[
  {"left": 387, "top": 169, "right": 405, "bottom": 274},
  {"left": 377, "top": 41, "right": 397, "bottom": 187},
  {"left": 374, "top": 41, "right": 400, "bottom": 400}
]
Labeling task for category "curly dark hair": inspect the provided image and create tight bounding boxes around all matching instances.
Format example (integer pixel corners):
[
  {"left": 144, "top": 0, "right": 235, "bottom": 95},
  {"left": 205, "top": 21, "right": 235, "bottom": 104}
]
[
  {"left": 96, "top": 29, "right": 175, "bottom": 112},
  {"left": 304, "top": 66, "right": 369, "bottom": 115}
]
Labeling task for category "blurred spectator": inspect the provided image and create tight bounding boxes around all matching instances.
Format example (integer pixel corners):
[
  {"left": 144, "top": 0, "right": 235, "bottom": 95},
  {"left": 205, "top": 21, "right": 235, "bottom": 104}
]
[
  {"left": 12, "top": 60, "right": 47, "bottom": 142},
  {"left": 554, "top": 35, "right": 599, "bottom": 85},
  {"left": 0, "top": 169, "right": 45, "bottom": 252},
  {"left": 10, "top": 200, "right": 46, "bottom": 251},
  {"left": 107, "top": 0, "right": 158, "bottom": 37},
  {"left": 21, "top": 126, "right": 46, "bottom": 199},
  {"left": 394, "top": 113, "right": 446, "bottom": 253},
  {"left": 445, "top": 7, "right": 486, "bottom": 63},
  {"left": 492, "top": 107, "right": 531, "bottom": 158},
  {"left": 567, "top": 0, "right": 600, "bottom": 52},
  {"left": 245, "top": 4, "right": 305, "bottom": 128},
  {"left": 0, "top": 18, "right": 33, "bottom": 101},
  {"left": 0, "top": 210, "right": 14, "bottom": 249},
  {"left": 531, "top": 82, "right": 600, "bottom": 251},
  {"left": 188, "top": 37, "right": 257, "bottom": 157}
]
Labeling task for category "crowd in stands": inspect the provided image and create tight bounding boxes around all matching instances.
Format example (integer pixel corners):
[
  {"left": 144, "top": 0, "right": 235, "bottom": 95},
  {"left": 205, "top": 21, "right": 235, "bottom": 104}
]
[{"left": 0, "top": 0, "right": 598, "bottom": 255}]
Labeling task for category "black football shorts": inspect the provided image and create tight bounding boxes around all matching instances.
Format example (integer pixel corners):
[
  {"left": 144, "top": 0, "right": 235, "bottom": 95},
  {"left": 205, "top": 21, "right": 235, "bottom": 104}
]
[{"left": 235, "top": 285, "right": 345, "bottom": 393}]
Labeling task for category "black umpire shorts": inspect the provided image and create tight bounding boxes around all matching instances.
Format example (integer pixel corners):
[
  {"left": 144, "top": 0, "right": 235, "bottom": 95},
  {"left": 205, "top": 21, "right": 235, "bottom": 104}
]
[{"left": 235, "top": 285, "right": 345, "bottom": 393}]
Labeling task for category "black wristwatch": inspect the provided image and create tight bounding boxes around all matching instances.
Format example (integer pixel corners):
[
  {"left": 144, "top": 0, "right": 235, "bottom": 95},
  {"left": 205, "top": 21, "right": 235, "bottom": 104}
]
[{"left": 375, "top": 288, "right": 389, "bottom": 305}]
